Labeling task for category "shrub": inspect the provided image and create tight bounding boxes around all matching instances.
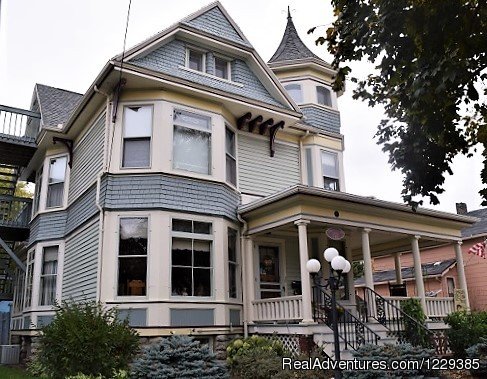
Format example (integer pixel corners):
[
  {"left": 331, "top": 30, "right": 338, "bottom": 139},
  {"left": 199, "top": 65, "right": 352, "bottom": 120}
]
[
  {"left": 466, "top": 337, "right": 487, "bottom": 377},
  {"left": 30, "top": 300, "right": 139, "bottom": 379},
  {"left": 445, "top": 311, "right": 487, "bottom": 357},
  {"left": 130, "top": 335, "right": 228, "bottom": 378},
  {"left": 343, "top": 343, "right": 436, "bottom": 379},
  {"left": 400, "top": 298, "right": 430, "bottom": 347}
]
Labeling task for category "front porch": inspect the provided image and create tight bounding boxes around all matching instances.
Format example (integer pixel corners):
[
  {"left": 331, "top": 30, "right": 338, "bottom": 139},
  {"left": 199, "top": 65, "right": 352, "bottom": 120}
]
[{"left": 238, "top": 186, "right": 476, "bottom": 355}]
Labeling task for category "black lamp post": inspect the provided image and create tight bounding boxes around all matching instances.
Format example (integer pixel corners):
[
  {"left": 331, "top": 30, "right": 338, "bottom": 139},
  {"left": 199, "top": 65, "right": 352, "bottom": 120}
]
[{"left": 307, "top": 247, "right": 351, "bottom": 379}]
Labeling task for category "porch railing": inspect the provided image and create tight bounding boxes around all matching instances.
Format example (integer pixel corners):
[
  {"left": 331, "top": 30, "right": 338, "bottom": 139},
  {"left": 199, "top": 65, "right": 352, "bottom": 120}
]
[
  {"left": 383, "top": 296, "right": 455, "bottom": 319},
  {"left": 252, "top": 295, "right": 302, "bottom": 322},
  {"left": 0, "top": 105, "right": 41, "bottom": 139},
  {"left": 0, "top": 195, "right": 32, "bottom": 228}
]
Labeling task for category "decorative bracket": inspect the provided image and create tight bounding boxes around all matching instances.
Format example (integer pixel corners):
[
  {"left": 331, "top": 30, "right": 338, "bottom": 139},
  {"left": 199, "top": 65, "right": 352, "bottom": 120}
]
[
  {"left": 248, "top": 115, "right": 263, "bottom": 133},
  {"left": 269, "top": 121, "right": 285, "bottom": 157},
  {"left": 259, "top": 118, "right": 274, "bottom": 135},
  {"left": 237, "top": 112, "right": 252, "bottom": 129},
  {"left": 52, "top": 137, "right": 74, "bottom": 168}
]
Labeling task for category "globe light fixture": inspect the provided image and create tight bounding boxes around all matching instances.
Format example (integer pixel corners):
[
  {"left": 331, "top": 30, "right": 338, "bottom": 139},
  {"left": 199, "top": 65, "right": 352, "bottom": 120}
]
[
  {"left": 324, "top": 247, "right": 339, "bottom": 262},
  {"left": 331, "top": 255, "right": 347, "bottom": 271},
  {"left": 306, "top": 258, "right": 321, "bottom": 274},
  {"left": 343, "top": 260, "right": 351, "bottom": 274}
]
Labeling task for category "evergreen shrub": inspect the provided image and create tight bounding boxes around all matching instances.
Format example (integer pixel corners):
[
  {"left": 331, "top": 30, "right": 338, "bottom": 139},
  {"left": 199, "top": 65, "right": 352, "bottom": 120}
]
[
  {"left": 130, "top": 335, "right": 228, "bottom": 379},
  {"left": 466, "top": 337, "right": 487, "bottom": 377},
  {"left": 400, "top": 298, "right": 430, "bottom": 347},
  {"left": 445, "top": 311, "right": 487, "bottom": 357}
]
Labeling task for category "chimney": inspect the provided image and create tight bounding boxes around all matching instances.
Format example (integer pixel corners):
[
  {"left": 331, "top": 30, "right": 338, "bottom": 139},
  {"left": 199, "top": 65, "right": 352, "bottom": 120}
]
[{"left": 456, "top": 202, "right": 468, "bottom": 215}]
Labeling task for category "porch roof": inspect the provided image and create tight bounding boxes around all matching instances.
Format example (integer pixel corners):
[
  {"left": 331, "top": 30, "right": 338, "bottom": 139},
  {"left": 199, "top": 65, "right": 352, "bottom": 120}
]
[{"left": 238, "top": 185, "right": 477, "bottom": 242}]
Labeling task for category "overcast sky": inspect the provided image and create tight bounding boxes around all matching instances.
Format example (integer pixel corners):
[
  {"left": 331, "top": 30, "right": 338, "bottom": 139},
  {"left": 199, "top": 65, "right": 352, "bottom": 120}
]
[{"left": 0, "top": 0, "right": 483, "bottom": 214}]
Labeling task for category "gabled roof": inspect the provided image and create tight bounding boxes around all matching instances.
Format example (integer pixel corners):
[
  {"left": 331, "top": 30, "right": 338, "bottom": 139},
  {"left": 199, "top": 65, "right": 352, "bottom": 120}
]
[
  {"left": 462, "top": 208, "right": 487, "bottom": 238},
  {"left": 268, "top": 8, "right": 327, "bottom": 66},
  {"left": 35, "top": 84, "right": 83, "bottom": 128},
  {"left": 355, "top": 259, "right": 457, "bottom": 286}
]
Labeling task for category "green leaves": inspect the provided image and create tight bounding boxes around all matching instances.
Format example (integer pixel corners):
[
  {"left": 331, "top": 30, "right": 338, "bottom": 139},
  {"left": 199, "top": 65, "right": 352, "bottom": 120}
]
[{"left": 321, "top": 0, "right": 487, "bottom": 206}]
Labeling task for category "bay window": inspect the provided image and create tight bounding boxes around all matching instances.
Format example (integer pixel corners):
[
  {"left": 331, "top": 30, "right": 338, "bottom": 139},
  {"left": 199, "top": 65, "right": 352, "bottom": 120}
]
[
  {"left": 225, "top": 127, "right": 236, "bottom": 185},
  {"left": 118, "top": 218, "right": 148, "bottom": 296},
  {"left": 122, "top": 105, "right": 152, "bottom": 168},
  {"left": 46, "top": 156, "right": 67, "bottom": 208},
  {"left": 321, "top": 151, "right": 340, "bottom": 191},
  {"left": 228, "top": 228, "right": 238, "bottom": 299},
  {"left": 171, "top": 219, "right": 213, "bottom": 297},
  {"left": 39, "top": 246, "right": 58, "bottom": 306},
  {"left": 284, "top": 83, "right": 303, "bottom": 103},
  {"left": 173, "top": 109, "right": 211, "bottom": 175},
  {"left": 33, "top": 167, "right": 43, "bottom": 214},
  {"left": 24, "top": 251, "right": 34, "bottom": 308},
  {"left": 317, "top": 86, "right": 332, "bottom": 107}
]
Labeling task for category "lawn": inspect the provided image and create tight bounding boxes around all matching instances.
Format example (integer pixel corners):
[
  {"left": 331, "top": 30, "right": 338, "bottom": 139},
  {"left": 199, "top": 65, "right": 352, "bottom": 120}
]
[{"left": 0, "top": 366, "right": 37, "bottom": 378}]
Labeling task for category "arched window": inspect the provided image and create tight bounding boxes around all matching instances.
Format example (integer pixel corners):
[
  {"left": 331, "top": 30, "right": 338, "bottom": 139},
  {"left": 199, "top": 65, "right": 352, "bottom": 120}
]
[
  {"left": 284, "top": 83, "right": 303, "bottom": 103},
  {"left": 317, "top": 86, "right": 332, "bottom": 107}
]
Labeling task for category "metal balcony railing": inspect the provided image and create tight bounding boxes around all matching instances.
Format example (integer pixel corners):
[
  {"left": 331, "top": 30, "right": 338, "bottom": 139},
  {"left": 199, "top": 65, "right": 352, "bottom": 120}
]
[
  {"left": 0, "top": 105, "right": 41, "bottom": 139},
  {"left": 0, "top": 195, "right": 32, "bottom": 228}
]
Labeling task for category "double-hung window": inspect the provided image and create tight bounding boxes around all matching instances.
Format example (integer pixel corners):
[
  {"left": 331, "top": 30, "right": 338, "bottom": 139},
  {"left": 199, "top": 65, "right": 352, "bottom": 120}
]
[
  {"left": 171, "top": 219, "right": 213, "bottom": 297},
  {"left": 118, "top": 218, "right": 148, "bottom": 296},
  {"left": 228, "top": 228, "right": 238, "bottom": 299},
  {"left": 39, "top": 246, "right": 58, "bottom": 306},
  {"left": 215, "top": 57, "right": 230, "bottom": 80},
  {"left": 46, "top": 156, "right": 67, "bottom": 208},
  {"left": 321, "top": 151, "right": 340, "bottom": 191},
  {"left": 317, "top": 86, "right": 332, "bottom": 107},
  {"left": 24, "top": 251, "right": 35, "bottom": 308},
  {"left": 187, "top": 49, "right": 205, "bottom": 72},
  {"left": 225, "top": 127, "right": 236, "bottom": 186},
  {"left": 122, "top": 105, "right": 152, "bottom": 168},
  {"left": 173, "top": 110, "right": 211, "bottom": 175},
  {"left": 284, "top": 83, "right": 303, "bottom": 103},
  {"left": 33, "top": 167, "right": 43, "bottom": 214}
]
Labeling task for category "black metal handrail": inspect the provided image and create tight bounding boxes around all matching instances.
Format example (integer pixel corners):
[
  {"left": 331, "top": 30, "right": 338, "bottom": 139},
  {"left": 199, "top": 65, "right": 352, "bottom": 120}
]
[
  {"left": 313, "top": 285, "right": 380, "bottom": 351},
  {"left": 0, "top": 104, "right": 41, "bottom": 139},
  {"left": 0, "top": 195, "right": 32, "bottom": 228}
]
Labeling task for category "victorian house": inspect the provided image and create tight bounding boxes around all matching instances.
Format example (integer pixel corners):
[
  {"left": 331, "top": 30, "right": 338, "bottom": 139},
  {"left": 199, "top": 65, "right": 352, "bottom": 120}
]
[{"left": 0, "top": 2, "right": 476, "bottom": 358}]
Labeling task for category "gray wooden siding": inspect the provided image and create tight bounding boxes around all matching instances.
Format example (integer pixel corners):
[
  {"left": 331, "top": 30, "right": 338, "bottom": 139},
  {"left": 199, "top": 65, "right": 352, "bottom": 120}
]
[
  {"left": 238, "top": 135, "right": 300, "bottom": 196},
  {"left": 182, "top": 6, "right": 249, "bottom": 46},
  {"left": 100, "top": 174, "right": 240, "bottom": 220},
  {"left": 68, "top": 112, "right": 106, "bottom": 204},
  {"left": 63, "top": 218, "right": 99, "bottom": 301},
  {"left": 301, "top": 105, "right": 341, "bottom": 134},
  {"left": 130, "top": 40, "right": 285, "bottom": 108},
  {"left": 66, "top": 184, "right": 98, "bottom": 235}
]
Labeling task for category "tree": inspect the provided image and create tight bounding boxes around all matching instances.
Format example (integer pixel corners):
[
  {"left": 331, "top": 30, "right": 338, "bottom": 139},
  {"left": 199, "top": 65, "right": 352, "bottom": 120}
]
[{"left": 311, "top": 0, "right": 487, "bottom": 207}]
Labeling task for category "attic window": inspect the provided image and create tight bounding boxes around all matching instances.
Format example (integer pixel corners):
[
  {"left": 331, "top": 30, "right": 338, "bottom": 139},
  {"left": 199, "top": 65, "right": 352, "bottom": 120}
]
[
  {"left": 215, "top": 57, "right": 230, "bottom": 80},
  {"left": 187, "top": 49, "right": 205, "bottom": 72}
]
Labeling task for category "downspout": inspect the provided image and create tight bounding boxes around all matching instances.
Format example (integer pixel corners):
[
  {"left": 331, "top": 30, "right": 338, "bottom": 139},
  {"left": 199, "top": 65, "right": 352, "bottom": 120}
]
[
  {"left": 237, "top": 213, "right": 249, "bottom": 337},
  {"left": 94, "top": 85, "right": 111, "bottom": 302},
  {"left": 299, "top": 131, "right": 310, "bottom": 184}
]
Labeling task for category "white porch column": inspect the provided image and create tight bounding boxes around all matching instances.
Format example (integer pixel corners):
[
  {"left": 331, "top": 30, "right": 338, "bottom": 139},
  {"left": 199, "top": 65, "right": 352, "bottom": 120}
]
[
  {"left": 242, "top": 236, "right": 255, "bottom": 324},
  {"left": 295, "top": 219, "right": 314, "bottom": 324},
  {"left": 394, "top": 253, "right": 403, "bottom": 284},
  {"left": 345, "top": 239, "right": 356, "bottom": 306},
  {"left": 362, "top": 228, "right": 374, "bottom": 291},
  {"left": 411, "top": 235, "right": 427, "bottom": 314},
  {"left": 454, "top": 241, "right": 470, "bottom": 310}
]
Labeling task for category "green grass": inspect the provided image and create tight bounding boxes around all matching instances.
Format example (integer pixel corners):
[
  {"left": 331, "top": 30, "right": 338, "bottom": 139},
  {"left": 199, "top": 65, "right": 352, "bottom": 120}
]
[{"left": 0, "top": 366, "right": 38, "bottom": 379}]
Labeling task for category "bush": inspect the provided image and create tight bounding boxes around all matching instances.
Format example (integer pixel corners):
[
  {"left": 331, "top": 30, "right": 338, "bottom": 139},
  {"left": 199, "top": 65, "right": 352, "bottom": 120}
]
[
  {"left": 400, "top": 298, "right": 430, "bottom": 347},
  {"left": 344, "top": 343, "right": 436, "bottom": 379},
  {"left": 466, "top": 337, "right": 487, "bottom": 377},
  {"left": 445, "top": 311, "right": 487, "bottom": 357},
  {"left": 29, "top": 300, "right": 139, "bottom": 379},
  {"left": 130, "top": 335, "right": 228, "bottom": 378}
]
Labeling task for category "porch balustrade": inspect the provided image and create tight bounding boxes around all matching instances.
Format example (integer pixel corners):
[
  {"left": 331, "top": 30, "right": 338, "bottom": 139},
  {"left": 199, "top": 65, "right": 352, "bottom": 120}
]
[
  {"left": 252, "top": 295, "right": 302, "bottom": 323},
  {"left": 0, "top": 105, "right": 40, "bottom": 139},
  {"left": 383, "top": 296, "right": 455, "bottom": 319}
]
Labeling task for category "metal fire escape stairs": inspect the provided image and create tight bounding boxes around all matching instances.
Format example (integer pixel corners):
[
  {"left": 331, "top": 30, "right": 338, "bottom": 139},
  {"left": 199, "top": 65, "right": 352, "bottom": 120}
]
[{"left": 0, "top": 105, "right": 39, "bottom": 300}]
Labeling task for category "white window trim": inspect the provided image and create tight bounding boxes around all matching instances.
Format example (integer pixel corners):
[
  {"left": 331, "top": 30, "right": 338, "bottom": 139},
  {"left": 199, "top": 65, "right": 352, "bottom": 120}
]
[
  {"left": 316, "top": 85, "right": 333, "bottom": 107},
  {"left": 169, "top": 215, "right": 215, "bottom": 300},
  {"left": 31, "top": 165, "right": 43, "bottom": 219},
  {"left": 320, "top": 149, "right": 340, "bottom": 191},
  {"left": 120, "top": 104, "right": 154, "bottom": 170},
  {"left": 224, "top": 124, "right": 238, "bottom": 188},
  {"left": 36, "top": 152, "right": 70, "bottom": 214},
  {"left": 185, "top": 47, "right": 206, "bottom": 73},
  {"left": 214, "top": 55, "right": 232, "bottom": 81},
  {"left": 171, "top": 106, "right": 214, "bottom": 178},
  {"left": 227, "top": 227, "right": 241, "bottom": 301},
  {"left": 115, "top": 214, "right": 151, "bottom": 300}
]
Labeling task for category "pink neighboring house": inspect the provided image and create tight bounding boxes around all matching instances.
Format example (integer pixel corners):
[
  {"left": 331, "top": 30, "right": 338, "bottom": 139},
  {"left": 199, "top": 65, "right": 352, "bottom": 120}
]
[{"left": 356, "top": 204, "right": 487, "bottom": 311}]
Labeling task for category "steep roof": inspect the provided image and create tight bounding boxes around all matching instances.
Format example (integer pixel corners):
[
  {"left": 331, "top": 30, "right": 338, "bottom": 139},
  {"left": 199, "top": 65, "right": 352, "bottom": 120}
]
[
  {"left": 355, "top": 259, "right": 457, "bottom": 286},
  {"left": 268, "top": 8, "right": 322, "bottom": 64},
  {"left": 35, "top": 84, "right": 83, "bottom": 128},
  {"left": 462, "top": 208, "right": 487, "bottom": 238}
]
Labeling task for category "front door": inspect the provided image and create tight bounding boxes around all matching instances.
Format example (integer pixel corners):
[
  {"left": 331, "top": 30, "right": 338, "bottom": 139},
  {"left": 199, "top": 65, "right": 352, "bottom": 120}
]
[{"left": 258, "top": 245, "right": 282, "bottom": 299}]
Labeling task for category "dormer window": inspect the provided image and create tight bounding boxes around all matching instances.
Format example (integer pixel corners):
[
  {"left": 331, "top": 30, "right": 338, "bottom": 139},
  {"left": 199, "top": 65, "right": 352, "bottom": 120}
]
[
  {"left": 317, "top": 86, "right": 332, "bottom": 107},
  {"left": 215, "top": 57, "right": 230, "bottom": 80},
  {"left": 321, "top": 151, "right": 339, "bottom": 191},
  {"left": 187, "top": 49, "right": 205, "bottom": 72},
  {"left": 284, "top": 84, "right": 303, "bottom": 103}
]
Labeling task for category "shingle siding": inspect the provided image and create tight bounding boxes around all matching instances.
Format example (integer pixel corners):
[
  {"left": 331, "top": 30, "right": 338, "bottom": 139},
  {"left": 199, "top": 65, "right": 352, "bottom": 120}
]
[
  {"left": 63, "top": 218, "right": 99, "bottom": 301},
  {"left": 238, "top": 135, "right": 301, "bottom": 196},
  {"left": 182, "top": 6, "right": 249, "bottom": 46},
  {"left": 130, "top": 40, "right": 284, "bottom": 108},
  {"left": 100, "top": 174, "right": 240, "bottom": 221},
  {"left": 68, "top": 112, "right": 105, "bottom": 204},
  {"left": 300, "top": 105, "right": 341, "bottom": 134}
]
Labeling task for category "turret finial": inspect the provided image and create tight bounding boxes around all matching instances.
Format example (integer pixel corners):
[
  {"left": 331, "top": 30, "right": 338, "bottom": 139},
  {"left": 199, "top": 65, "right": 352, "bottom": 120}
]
[{"left": 287, "top": 6, "right": 291, "bottom": 19}]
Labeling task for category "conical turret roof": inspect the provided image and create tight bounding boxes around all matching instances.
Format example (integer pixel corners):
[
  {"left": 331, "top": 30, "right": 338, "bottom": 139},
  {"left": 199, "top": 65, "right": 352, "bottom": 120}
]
[{"left": 268, "top": 7, "right": 323, "bottom": 64}]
